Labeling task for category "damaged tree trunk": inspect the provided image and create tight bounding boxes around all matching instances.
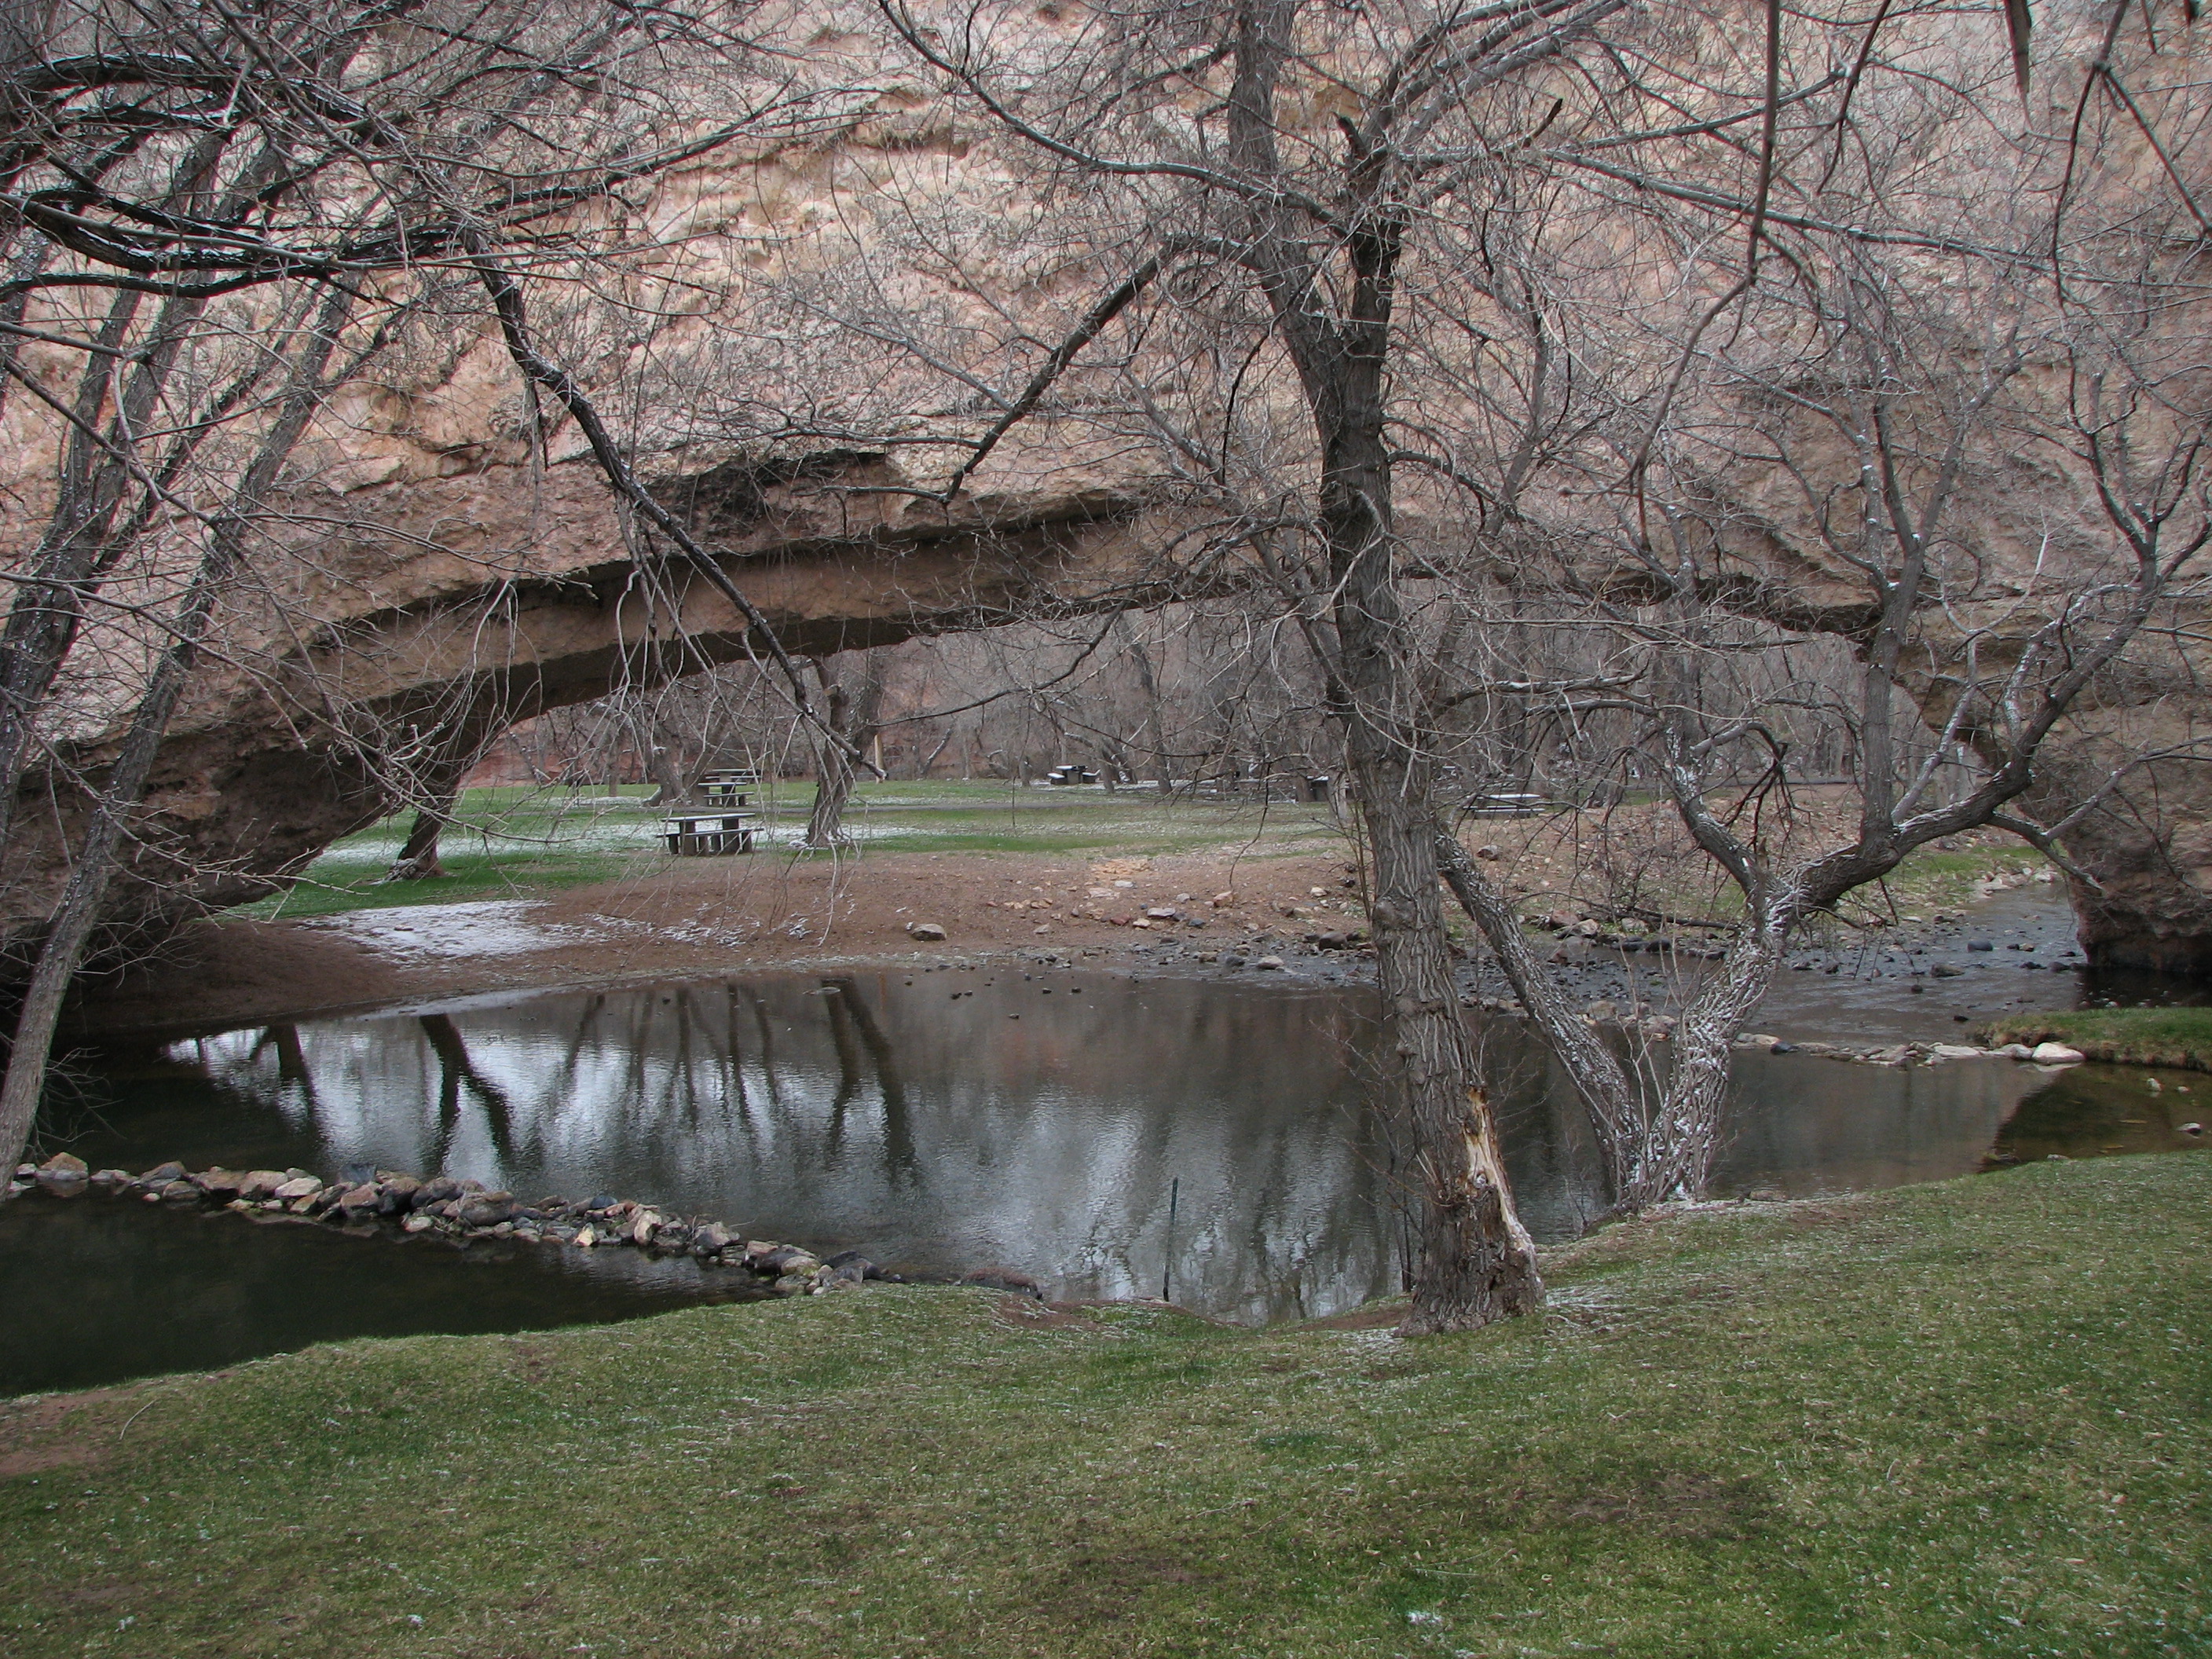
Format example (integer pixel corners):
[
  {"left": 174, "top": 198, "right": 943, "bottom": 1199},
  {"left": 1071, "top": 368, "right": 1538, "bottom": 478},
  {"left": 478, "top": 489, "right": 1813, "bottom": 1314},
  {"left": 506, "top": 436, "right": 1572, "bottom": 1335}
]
[{"left": 1326, "top": 418, "right": 1543, "bottom": 1332}]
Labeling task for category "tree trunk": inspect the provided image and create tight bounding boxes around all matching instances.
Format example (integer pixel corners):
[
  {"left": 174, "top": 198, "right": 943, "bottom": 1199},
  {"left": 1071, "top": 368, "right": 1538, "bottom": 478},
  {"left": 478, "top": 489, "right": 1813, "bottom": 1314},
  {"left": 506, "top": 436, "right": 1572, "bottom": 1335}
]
[
  {"left": 0, "top": 518, "right": 236, "bottom": 1170},
  {"left": 1319, "top": 384, "right": 1543, "bottom": 1331},
  {"left": 1434, "top": 828, "right": 1646, "bottom": 1194},
  {"left": 1635, "top": 909, "right": 1789, "bottom": 1202},
  {"left": 919, "top": 723, "right": 957, "bottom": 779},
  {"left": 1355, "top": 756, "right": 1543, "bottom": 1332},
  {"left": 0, "top": 289, "right": 171, "bottom": 846},
  {"left": 806, "top": 723, "right": 859, "bottom": 847},
  {"left": 1437, "top": 825, "right": 1793, "bottom": 1214},
  {"left": 643, "top": 738, "right": 690, "bottom": 807},
  {"left": 383, "top": 720, "right": 503, "bottom": 882},
  {"left": 384, "top": 783, "right": 460, "bottom": 881},
  {"left": 803, "top": 652, "right": 887, "bottom": 847},
  {"left": 1115, "top": 615, "right": 1174, "bottom": 794},
  {"left": 1327, "top": 768, "right": 1353, "bottom": 833}
]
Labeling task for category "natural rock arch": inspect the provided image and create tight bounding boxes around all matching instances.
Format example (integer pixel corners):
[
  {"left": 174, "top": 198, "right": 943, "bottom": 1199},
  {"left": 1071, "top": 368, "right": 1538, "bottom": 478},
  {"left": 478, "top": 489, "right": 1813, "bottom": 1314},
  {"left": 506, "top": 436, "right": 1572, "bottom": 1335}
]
[
  {"left": 8, "top": 433, "right": 2210, "bottom": 976},
  {"left": 0, "top": 441, "right": 1221, "bottom": 961}
]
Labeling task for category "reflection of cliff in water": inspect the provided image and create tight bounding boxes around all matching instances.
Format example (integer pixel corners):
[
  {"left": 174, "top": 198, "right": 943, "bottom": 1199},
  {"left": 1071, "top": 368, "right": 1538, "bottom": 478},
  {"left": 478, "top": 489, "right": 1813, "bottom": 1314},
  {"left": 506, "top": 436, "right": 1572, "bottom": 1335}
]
[{"left": 120, "top": 969, "right": 2097, "bottom": 1324}]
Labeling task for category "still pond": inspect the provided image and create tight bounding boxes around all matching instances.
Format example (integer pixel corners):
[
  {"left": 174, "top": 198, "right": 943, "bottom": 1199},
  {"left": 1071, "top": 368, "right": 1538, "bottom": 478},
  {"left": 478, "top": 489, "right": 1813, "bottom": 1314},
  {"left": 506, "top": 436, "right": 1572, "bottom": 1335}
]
[{"left": 5, "top": 963, "right": 2199, "bottom": 1393}]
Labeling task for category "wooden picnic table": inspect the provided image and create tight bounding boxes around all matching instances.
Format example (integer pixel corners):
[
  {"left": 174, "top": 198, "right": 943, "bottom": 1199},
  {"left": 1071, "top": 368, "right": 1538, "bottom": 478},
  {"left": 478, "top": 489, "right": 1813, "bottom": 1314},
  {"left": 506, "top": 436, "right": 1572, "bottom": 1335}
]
[
  {"left": 661, "top": 811, "right": 760, "bottom": 855},
  {"left": 700, "top": 768, "right": 760, "bottom": 808},
  {"left": 1463, "top": 791, "right": 1556, "bottom": 818}
]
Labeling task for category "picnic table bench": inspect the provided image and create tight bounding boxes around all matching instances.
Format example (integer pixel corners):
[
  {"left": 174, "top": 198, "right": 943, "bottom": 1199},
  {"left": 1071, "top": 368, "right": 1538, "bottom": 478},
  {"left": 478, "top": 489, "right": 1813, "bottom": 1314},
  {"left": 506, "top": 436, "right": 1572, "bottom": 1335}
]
[
  {"left": 700, "top": 768, "right": 760, "bottom": 808},
  {"left": 661, "top": 811, "right": 760, "bottom": 855},
  {"left": 1463, "top": 791, "right": 1556, "bottom": 818}
]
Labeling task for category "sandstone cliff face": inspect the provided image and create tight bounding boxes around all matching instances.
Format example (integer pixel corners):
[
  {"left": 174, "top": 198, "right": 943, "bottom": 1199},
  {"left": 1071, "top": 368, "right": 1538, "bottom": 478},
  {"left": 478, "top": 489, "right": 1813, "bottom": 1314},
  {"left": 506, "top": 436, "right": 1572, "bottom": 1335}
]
[{"left": 11, "top": 404, "right": 2208, "bottom": 976}]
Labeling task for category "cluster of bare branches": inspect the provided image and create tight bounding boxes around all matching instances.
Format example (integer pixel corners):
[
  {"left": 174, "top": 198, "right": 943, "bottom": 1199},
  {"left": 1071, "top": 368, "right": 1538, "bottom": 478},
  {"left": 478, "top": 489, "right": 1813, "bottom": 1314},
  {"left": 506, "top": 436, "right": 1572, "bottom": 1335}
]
[
  {"left": 0, "top": 0, "right": 859, "bottom": 1166},
  {"left": 2, "top": 0, "right": 2206, "bottom": 1335},
  {"left": 795, "top": 0, "right": 2211, "bottom": 1326}
]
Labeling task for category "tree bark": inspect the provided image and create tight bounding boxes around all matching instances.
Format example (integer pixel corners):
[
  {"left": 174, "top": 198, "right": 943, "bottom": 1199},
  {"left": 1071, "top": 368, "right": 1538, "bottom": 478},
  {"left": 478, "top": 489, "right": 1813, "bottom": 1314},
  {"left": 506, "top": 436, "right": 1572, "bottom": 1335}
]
[
  {"left": 1643, "top": 911, "right": 1788, "bottom": 1199},
  {"left": 1330, "top": 474, "right": 1544, "bottom": 1331},
  {"left": 804, "top": 653, "right": 887, "bottom": 847},
  {"left": 0, "top": 554, "right": 228, "bottom": 1170},
  {"left": 1434, "top": 829, "right": 1645, "bottom": 1187},
  {"left": 1211, "top": 0, "right": 1540, "bottom": 1331},
  {"left": 806, "top": 703, "right": 859, "bottom": 846},
  {"left": 643, "top": 731, "right": 691, "bottom": 807},
  {"left": 384, "top": 784, "right": 460, "bottom": 881},
  {"left": 1358, "top": 764, "right": 1544, "bottom": 1331},
  {"left": 1435, "top": 825, "right": 1793, "bottom": 1213}
]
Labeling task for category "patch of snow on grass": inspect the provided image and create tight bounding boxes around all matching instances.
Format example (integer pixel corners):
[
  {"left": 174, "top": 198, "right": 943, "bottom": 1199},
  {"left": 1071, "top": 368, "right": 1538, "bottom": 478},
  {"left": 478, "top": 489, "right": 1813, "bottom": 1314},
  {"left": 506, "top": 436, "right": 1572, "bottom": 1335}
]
[{"left": 299, "top": 899, "right": 624, "bottom": 958}]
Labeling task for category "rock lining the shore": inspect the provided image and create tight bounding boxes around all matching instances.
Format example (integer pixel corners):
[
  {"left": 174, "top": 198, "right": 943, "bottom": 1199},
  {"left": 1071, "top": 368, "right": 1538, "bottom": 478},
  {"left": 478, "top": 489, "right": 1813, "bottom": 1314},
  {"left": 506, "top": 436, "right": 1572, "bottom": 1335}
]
[
  {"left": 1725, "top": 1034, "right": 2080, "bottom": 1068},
  {"left": 2, "top": 1156, "right": 1007, "bottom": 1298}
]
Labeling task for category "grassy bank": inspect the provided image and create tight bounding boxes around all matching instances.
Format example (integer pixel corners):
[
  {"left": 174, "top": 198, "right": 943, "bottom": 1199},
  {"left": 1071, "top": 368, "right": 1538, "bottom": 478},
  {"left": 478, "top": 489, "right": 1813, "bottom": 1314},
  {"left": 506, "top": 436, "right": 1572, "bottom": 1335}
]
[
  {"left": 240, "top": 779, "right": 2046, "bottom": 932},
  {"left": 1983, "top": 1006, "right": 2212, "bottom": 1072},
  {"left": 241, "top": 782, "right": 1345, "bottom": 921},
  {"left": 5, "top": 1155, "right": 2207, "bottom": 1657}
]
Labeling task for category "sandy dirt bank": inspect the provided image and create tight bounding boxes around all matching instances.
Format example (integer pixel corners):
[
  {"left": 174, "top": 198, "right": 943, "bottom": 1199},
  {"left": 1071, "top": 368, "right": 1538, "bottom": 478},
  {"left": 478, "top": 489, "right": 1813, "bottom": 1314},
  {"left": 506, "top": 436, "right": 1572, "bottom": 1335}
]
[{"left": 69, "top": 848, "right": 1368, "bottom": 1036}]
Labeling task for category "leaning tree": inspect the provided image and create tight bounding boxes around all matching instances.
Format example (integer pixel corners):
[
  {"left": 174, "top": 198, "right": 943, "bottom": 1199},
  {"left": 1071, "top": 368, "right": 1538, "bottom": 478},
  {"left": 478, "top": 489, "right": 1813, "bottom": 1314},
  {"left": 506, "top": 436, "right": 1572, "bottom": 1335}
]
[{"left": 1427, "top": 0, "right": 2211, "bottom": 1214}]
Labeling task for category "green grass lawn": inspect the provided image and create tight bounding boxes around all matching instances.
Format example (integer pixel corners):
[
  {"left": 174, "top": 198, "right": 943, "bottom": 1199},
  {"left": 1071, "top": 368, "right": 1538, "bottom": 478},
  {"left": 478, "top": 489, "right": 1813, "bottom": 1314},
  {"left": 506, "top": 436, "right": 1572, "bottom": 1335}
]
[
  {"left": 5, "top": 1153, "right": 2205, "bottom": 1657},
  {"left": 242, "top": 782, "right": 1347, "bottom": 921},
  {"left": 242, "top": 781, "right": 2050, "bottom": 934},
  {"left": 1874, "top": 844, "right": 2052, "bottom": 912},
  {"left": 1983, "top": 1006, "right": 2212, "bottom": 1072}
]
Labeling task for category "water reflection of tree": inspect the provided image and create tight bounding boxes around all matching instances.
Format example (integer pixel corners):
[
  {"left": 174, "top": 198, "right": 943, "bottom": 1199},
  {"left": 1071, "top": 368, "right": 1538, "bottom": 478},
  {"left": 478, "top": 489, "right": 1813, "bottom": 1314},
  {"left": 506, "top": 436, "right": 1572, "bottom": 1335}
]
[
  {"left": 419, "top": 1015, "right": 514, "bottom": 1166},
  {"left": 820, "top": 978, "right": 919, "bottom": 1185},
  {"left": 747, "top": 989, "right": 786, "bottom": 1112},
  {"left": 250, "top": 1026, "right": 318, "bottom": 1115},
  {"left": 192, "top": 979, "right": 1433, "bottom": 1318},
  {"left": 666, "top": 989, "right": 705, "bottom": 1130},
  {"left": 546, "top": 996, "right": 608, "bottom": 1123},
  {"left": 821, "top": 983, "right": 863, "bottom": 1159},
  {"left": 721, "top": 986, "right": 755, "bottom": 1133}
]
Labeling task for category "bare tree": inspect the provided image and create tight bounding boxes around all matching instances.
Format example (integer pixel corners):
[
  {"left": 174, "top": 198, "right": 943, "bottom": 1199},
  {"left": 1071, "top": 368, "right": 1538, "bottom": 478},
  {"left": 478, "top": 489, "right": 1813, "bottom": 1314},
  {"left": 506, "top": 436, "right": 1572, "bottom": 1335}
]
[
  {"left": 862, "top": 0, "right": 1699, "bottom": 1330},
  {"left": 1430, "top": 12, "right": 2212, "bottom": 1211},
  {"left": 0, "top": 285, "right": 361, "bottom": 1166},
  {"left": 803, "top": 651, "right": 889, "bottom": 847},
  {"left": 0, "top": 0, "right": 852, "bottom": 1170}
]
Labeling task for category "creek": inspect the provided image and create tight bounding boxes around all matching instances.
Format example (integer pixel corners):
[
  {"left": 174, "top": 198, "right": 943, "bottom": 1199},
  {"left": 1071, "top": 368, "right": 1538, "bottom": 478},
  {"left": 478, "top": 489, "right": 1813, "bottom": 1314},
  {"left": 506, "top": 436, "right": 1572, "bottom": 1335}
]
[{"left": 8, "top": 931, "right": 2205, "bottom": 1394}]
